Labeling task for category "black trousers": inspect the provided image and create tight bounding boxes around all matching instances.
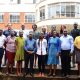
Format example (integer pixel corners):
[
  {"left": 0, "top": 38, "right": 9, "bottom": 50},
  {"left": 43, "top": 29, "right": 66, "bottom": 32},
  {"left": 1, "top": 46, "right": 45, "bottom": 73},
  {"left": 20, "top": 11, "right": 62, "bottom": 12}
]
[
  {"left": 24, "top": 52, "right": 34, "bottom": 74},
  {"left": 38, "top": 55, "right": 46, "bottom": 73},
  {"left": 61, "top": 50, "right": 71, "bottom": 75},
  {"left": 0, "top": 48, "right": 4, "bottom": 69}
]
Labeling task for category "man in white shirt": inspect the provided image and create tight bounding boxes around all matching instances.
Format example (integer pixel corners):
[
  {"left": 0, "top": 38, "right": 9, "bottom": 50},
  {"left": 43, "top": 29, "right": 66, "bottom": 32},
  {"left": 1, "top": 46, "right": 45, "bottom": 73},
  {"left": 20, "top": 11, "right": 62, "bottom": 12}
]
[
  {"left": 60, "top": 29, "right": 74, "bottom": 77},
  {"left": 0, "top": 29, "right": 6, "bottom": 73}
]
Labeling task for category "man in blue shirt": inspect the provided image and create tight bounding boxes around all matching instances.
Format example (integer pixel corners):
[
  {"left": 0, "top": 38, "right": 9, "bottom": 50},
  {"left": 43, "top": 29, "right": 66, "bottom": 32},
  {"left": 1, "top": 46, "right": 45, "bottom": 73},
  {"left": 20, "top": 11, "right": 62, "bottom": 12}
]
[
  {"left": 3, "top": 23, "right": 17, "bottom": 37},
  {"left": 24, "top": 31, "right": 36, "bottom": 77}
]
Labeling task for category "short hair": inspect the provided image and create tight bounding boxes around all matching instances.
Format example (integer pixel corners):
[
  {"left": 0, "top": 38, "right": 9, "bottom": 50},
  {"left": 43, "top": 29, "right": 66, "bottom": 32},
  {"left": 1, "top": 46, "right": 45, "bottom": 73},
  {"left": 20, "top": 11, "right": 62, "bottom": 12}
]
[
  {"left": 32, "top": 24, "right": 37, "bottom": 29},
  {"left": 74, "top": 22, "right": 78, "bottom": 26},
  {"left": 21, "top": 25, "right": 25, "bottom": 28}
]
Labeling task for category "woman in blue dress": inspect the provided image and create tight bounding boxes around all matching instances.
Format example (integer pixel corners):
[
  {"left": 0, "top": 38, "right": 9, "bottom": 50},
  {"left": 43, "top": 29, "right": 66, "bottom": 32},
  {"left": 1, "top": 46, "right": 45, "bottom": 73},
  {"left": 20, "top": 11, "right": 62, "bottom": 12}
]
[{"left": 47, "top": 30, "right": 60, "bottom": 76}]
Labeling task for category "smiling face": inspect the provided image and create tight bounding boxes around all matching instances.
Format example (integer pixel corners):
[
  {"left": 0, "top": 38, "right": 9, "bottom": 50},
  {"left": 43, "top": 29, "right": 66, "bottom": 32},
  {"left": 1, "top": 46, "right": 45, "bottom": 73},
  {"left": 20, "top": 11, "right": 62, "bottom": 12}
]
[
  {"left": 39, "top": 32, "right": 44, "bottom": 39},
  {"left": 53, "top": 30, "right": 56, "bottom": 37},
  {"left": 19, "top": 31, "right": 23, "bottom": 37},
  {"left": 74, "top": 23, "right": 78, "bottom": 29},
  {"left": 29, "top": 33, "right": 33, "bottom": 39},
  {"left": 32, "top": 24, "right": 37, "bottom": 31},
  {"left": 42, "top": 27, "right": 46, "bottom": 33},
  {"left": 63, "top": 29, "right": 67, "bottom": 36}
]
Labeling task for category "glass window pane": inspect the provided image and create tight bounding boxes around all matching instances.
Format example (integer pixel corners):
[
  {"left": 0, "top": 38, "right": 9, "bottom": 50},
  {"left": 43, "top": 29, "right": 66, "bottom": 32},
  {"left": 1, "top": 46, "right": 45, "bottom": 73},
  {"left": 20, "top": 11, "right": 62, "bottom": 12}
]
[
  {"left": 56, "top": 5, "right": 60, "bottom": 17},
  {"left": 48, "top": 5, "right": 56, "bottom": 19},
  {"left": 10, "top": 15, "right": 20, "bottom": 23},
  {"left": 25, "top": 14, "right": 35, "bottom": 23},
  {"left": 40, "top": 8, "right": 45, "bottom": 20},
  {"left": 66, "top": 5, "right": 70, "bottom": 13}
]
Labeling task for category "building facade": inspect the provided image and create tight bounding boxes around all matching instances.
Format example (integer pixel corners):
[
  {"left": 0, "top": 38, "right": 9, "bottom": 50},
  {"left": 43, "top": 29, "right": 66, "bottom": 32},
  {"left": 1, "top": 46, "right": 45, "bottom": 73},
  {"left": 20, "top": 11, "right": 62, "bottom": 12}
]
[
  {"left": 35, "top": 0, "right": 80, "bottom": 31},
  {"left": 1, "top": 0, "right": 80, "bottom": 30},
  {"left": 0, "top": 0, "right": 36, "bottom": 29}
]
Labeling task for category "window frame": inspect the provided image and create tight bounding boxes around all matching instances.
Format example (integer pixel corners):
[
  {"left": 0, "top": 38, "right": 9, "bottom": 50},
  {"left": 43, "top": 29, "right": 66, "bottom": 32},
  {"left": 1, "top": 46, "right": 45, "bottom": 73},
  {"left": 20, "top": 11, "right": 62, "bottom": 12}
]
[{"left": 9, "top": 13, "right": 20, "bottom": 23}]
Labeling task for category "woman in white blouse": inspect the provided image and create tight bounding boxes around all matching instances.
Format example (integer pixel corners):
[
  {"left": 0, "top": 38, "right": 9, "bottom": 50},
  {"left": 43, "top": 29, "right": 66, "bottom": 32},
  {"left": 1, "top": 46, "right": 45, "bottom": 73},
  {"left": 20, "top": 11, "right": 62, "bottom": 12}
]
[{"left": 36, "top": 32, "right": 47, "bottom": 77}]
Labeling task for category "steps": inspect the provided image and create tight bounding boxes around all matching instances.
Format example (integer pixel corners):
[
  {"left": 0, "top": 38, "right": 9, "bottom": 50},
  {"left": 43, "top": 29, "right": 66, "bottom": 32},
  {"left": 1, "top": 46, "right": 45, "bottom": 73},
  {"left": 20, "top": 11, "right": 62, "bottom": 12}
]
[
  {"left": 0, "top": 74, "right": 79, "bottom": 80},
  {"left": 0, "top": 68, "right": 79, "bottom": 80}
]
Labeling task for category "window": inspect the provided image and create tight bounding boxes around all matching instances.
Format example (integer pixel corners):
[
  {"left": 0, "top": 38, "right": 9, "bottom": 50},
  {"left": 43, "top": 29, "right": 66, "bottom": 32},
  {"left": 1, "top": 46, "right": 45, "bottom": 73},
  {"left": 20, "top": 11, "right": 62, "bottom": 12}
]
[
  {"left": 61, "top": 3, "right": 66, "bottom": 17},
  {"left": 17, "top": 0, "right": 21, "bottom": 4},
  {"left": 56, "top": 5, "right": 60, "bottom": 17},
  {"left": 0, "top": 13, "right": 3, "bottom": 23},
  {"left": 66, "top": 5, "right": 75, "bottom": 17},
  {"left": 48, "top": 5, "right": 56, "bottom": 19},
  {"left": 76, "top": 4, "right": 80, "bottom": 18},
  {"left": 71, "top": 5, "right": 75, "bottom": 17},
  {"left": 25, "top": 14, "right": 35, "bottom": 23},
  {"left": 66, "top": 5, "right": 71, "bottom": 17},
  {"left": 40, "top": 7, "right": 45, "bottom": 20},
  {"left": 48, "top": 3, "right": 76, "bottom": 18},
  {"left": 10, "top": 13, "right": 20, "bottom": 23}
]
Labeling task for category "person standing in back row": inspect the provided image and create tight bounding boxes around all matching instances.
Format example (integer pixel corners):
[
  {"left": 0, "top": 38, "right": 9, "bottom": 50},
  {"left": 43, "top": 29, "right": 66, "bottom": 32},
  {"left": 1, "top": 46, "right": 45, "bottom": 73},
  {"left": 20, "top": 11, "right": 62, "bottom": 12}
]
[
  {"left": 32, "top": 24, "right": 40, "bottom": 68},
  {"left": 71, "top": 23, "right": 80, "bottom": 68}
]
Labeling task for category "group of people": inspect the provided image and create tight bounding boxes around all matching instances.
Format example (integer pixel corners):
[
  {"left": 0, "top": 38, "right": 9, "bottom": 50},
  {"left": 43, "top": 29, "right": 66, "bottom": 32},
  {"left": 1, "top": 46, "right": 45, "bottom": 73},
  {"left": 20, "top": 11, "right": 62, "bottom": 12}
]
[{"left": 0, "top": 23, "right": 80, "bottom": 78}]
